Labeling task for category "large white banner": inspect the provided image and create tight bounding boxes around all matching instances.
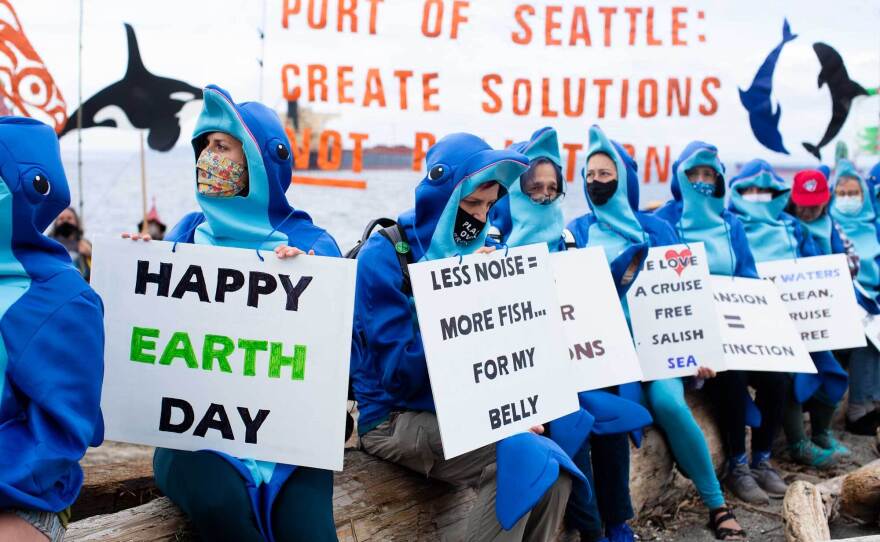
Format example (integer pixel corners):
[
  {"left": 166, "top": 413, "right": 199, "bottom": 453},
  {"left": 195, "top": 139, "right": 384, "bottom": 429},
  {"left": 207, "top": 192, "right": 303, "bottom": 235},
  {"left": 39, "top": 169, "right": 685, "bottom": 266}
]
[
  {"left": 757, "top": 254, "right": 866, "bottom": 352},
  {"left": 551, "top": 247, "right": 642, "bottom": 390},
  {"left": 626, "top": 243, "right": 725, "bottom": 381},
  {"left": 410, "top": 244, "right": 578, "bottom": 459},
  {"left": 91, "top": 238, "right": 355, "bottom": 471},
  {"left": 711, "top": 275, "right": 815, "bottom": 373}
]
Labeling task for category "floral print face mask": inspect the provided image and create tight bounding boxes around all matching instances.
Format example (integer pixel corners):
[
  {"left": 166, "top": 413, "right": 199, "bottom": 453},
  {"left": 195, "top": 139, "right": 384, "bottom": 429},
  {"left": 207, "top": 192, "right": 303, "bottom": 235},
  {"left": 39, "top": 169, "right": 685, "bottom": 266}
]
[{"left": 197, "top": 149, "right": 247, "bottom": 197}]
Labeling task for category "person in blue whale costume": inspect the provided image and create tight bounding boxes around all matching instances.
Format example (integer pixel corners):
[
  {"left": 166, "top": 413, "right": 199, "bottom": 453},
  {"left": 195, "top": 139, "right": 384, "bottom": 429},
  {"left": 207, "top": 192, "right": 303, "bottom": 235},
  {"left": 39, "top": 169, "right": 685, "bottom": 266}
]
[
  {"left": 489, "top": 127, "right": 653, "bottom": 542},
  {"left": 724, "top": 159, "right": 838, "bottom": 496},
  {"left": 0, "top": 118, "right": 104, "bottom": 542},
  {"left": 780, "top": 169, "right": 858, "bottom": 460},
  {"left": 564, "top": 125, "right": 663, "bottom": 542},
  {"left": 648, "top": 141, "right": 753, "bottom": 537},
  {"left": 829, "top": 161, "right": 880, "bottom": 436},
  {"left": 350, "top": 132, "right": 583, "bottom": 541},
  {"left": 129, "top": 86, "right": 340, "bottom": 542}
]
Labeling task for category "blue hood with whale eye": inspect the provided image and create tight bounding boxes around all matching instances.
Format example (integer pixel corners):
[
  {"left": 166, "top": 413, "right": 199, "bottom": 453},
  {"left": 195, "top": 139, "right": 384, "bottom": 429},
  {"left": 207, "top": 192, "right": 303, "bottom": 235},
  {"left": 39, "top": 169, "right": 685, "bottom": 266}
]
[
  {"left": 167, "top": 85, "right": 338, "bottom": 256},
  {"left": 489, "top": 127, "right": 566, "bottom": 251},
  {"left": 0, "top": 117, "right": 104, "bottom": 512},
  {"left": 400, "top": 133, "right": 529, "bottom": 261},
  {"left": 831, "top": 160, "right": 880, "bottom": 295}
]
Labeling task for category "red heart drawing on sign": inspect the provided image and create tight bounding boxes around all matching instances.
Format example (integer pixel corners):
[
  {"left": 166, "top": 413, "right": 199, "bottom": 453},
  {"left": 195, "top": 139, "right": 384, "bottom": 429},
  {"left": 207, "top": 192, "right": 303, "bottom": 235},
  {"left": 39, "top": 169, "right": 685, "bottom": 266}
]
[{"left": 664, "top": 248, "right": 693, "bottom": 276}]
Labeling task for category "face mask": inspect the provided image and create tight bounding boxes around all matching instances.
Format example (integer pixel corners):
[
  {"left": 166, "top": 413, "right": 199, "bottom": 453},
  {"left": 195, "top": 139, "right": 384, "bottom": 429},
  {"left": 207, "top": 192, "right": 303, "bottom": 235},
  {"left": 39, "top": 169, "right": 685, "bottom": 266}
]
[
  {"left": 197, "top": 149, "right": 247, "bottom": 197},
  {"left": 452, "top": 206, "right": 486, "bottom": 246},
  {"left": 691, "top": 181, "right": 716, "bottom": 197},
  {"left": 835, "top": 196, "right": 862, "bottom": 215},
  {"left": 54, "top": 222, "right": 79, "bottom": 238},
  {"left": 587, "top": 179, "right": 618, "bottom": 206},
  {"left": 741, "top": 192, "right": 773, "bottom": 203}
]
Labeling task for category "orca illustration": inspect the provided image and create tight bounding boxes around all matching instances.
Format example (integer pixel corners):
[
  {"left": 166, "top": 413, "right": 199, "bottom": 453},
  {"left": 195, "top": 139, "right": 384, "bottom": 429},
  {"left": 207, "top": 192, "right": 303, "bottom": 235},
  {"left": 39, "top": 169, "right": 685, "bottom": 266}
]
[
  {"left": 739, "top": 19, "right": 797, "bottom": 155},
  {"left": 802, "top": 43, "right": 869, "bottom": 161},
  {"left": 61, "top": 24, "right": 202, "bottom": 152}
]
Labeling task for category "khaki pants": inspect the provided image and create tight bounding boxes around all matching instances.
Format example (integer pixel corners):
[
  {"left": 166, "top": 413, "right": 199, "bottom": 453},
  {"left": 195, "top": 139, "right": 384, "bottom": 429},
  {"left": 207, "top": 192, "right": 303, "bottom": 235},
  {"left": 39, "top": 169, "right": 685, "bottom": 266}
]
[{"left": 361, "top": 411, "right": 572, "bottom": 542}]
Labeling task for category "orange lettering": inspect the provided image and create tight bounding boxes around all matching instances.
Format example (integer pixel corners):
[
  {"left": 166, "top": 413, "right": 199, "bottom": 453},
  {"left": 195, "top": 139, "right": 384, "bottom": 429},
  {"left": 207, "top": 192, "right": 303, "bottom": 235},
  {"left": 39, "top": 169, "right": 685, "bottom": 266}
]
[
  {"left": 349, "top": 132, "right": 369, "bottom": 173},
  {"left": 545, "top": 5, "right": 562, "bottom": 46},
  {"left": 285, "top": 126, "right": 311, "bottom": 170},
  {"left": 413, "top": 132, "right": 436, "bottom": 171},
  {"left": 562, "top": 143, "right": 583, "bottom": 182},
  {"left": 318, "top": 130, "right": 342, "bottom": 170},
  {"left": 482, "top": 74, "right": 503, "bottom": 114},
  {"left": 638, "top": 79, "right": 658, "bottom": 117},
  {"left": 667, "top": 77, "right": 691, "bottom": 116},
  {"left": 422, "top": 0, "right": 443, "bottom": 37},
  {"left": 308, "top": 64, "right": 328, "bottom": 101},
  {"left": 308, "top": 0, "right": 328, "bottom": 29},
  {"left": 394, "top": 70, "right": 413, "bottom": 110},
  {"left": 282, "top": 0, "right": 301, "bottom": 29},
  {"left": 624, "top": 7, "right": 641, "bottom": 46},
  {"left": 363, "top": 68, "right": 387, "bottom": 107},
  {"left": 541, "top": 78, "right": 558, "bottom": 117},
  {"left": 593, "top": 79, "right": 612, "bottom": 118},
  {"left": 281, "top": 64, "right": 301, "bottom": 101},
  {"left": 672, "top": 7, "right": 687, "bottom": 46},
  {"left": 622, "top": 144, "right": 636, "bottom": 158},
  {"left": 645, "top": 146, "right": 670, "bottom": 183},
  {"left": 598, "top": 7, "right": 617, "bottom": 47},
  {"left": 367, "top": 0, "right": 383, "bottom": 34},
  {"left": 337, "top": 0, "right": 356, "bottom": 32},
  {"left": 451, "top": 1, "right": 469, "bottom": 39},
  {"left": 569, "top": 7, "right": 591, "bottom": 46},
  {"left": 646, "top": 7, "right": 662, "bottom": 46},
  {"left": 423, "top": 73, "right": 440, "bottom": 112},
  {"left": 620, "top": 78, "right": 629, "bottom": 118},
  {"left": 513, "top": 79, "right": 531, "bottom": 116},
  {"left": 563, "top": 78, "right": 585, "bottom": 117},
  {"left": 512, "top": 5, "right": 534, "bottom": 45},
  {"left": 337, "top": 66, "right": 354, "bottom": 104},
  {"left": 699, "top": 77, "right": 720, "bottom": 116}
]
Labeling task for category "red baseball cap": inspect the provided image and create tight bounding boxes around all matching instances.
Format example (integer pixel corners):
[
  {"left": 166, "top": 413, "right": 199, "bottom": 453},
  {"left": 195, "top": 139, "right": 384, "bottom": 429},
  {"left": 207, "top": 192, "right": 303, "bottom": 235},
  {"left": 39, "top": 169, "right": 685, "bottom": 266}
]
[{"left": 791, "top": 169, "right": 830, "bottom": 206}]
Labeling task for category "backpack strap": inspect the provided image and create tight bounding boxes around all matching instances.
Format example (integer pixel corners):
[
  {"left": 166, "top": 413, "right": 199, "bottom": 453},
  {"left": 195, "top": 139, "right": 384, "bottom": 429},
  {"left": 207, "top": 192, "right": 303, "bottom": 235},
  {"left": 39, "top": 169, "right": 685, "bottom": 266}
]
[
  {"left": 562, "top": 228, "right": 577, "bottom": 250},
  {"left": 378, "top": 225, "right": 414, "bottom": 297}
]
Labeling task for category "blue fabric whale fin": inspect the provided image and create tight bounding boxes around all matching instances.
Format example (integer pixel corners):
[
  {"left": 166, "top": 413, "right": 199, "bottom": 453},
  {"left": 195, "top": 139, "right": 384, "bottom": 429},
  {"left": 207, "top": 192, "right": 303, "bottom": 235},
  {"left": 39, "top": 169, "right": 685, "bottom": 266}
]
[
  {"left": 548, "top": 408, "right": 595, "bottom": 458},
  {"left": 496, "top": 433, "right": 587, "bottom": 530},
  {"left": 794, "top": 351, "right": 847, "bottom": 404},
  {"left": 579, "top": 391, "right": 653, "bottom": 435},
  {"left": 744, "top": 389, "right": 762, "bottom": 428}
]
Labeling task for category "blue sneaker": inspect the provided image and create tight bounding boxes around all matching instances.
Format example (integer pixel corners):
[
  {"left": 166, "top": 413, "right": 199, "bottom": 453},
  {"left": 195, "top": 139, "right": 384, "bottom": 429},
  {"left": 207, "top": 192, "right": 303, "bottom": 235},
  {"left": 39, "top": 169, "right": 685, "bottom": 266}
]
[{"left": 606, "top": 522, "right": 635, "bottom": 542}]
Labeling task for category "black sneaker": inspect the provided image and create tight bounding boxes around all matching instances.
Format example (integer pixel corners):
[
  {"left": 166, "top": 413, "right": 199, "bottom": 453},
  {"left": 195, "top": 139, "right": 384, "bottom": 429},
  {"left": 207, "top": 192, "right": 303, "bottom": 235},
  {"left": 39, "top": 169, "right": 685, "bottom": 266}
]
[{"left": 845, "top": 410, "right": 880, "bottom": 436}]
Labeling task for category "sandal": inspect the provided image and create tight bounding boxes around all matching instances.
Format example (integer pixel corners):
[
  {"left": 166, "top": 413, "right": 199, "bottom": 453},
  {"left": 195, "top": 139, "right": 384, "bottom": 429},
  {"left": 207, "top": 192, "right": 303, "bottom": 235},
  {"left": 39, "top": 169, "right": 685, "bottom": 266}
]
[{"left": 708, "top": 506, "right": 746, "bottom": 540}]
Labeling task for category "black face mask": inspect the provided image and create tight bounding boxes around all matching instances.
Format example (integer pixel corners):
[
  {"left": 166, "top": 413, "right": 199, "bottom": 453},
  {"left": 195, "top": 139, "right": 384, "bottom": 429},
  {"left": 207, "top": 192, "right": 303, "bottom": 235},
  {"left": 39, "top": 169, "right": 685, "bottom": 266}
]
[
  {"left": 452, "top": 207, "right": 486, "bottom": 246},
  {"left": 587, "top": 180, "right": 618, "bottom": 206},
  {"left": 54, "top": 222, "right": 79, "bottom": 238}
]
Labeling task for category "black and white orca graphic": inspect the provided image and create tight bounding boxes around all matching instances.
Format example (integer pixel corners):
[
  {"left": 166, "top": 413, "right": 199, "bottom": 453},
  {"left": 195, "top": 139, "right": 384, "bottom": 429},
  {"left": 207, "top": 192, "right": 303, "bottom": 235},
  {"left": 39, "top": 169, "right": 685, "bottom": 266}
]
[{"left": 61, "top": 24, "right": 202, "bottom": 152}]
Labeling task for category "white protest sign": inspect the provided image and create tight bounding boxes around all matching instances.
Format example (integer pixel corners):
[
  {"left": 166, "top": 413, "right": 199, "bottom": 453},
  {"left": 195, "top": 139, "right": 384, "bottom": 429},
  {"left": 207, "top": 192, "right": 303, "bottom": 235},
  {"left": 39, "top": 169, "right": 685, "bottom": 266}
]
[
  {"left": 711, "top": 276, "right": 815, "bottom": 373},
  {"left": 626, "top": 242, "right": 724, "bottom": 381},
  {"left": 757, "top": 254, "right": 866, "bottom": 352},
  {"left": 551, "top": 247, "right": 642, "bottom": 390},
  {"left": 91, "top": 237, "right": 354, "bottom": 471},
  {"left": 855, "top": 304, "right": 880, "bottom": 351},
  {"left": 410, "top": 243, "right": 578, "bottom": 459}
]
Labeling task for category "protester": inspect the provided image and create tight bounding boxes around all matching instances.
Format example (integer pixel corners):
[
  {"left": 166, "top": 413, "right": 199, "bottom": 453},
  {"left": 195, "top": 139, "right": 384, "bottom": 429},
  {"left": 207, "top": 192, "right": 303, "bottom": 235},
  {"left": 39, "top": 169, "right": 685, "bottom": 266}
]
[
  {"left": 0, "top": 118, "right": 104, "bottom": 542},
  {"left": 49, "top": 206, "right": 91, "bottom": 280},
  {"left": 563, "top": 125, "right": 681, "bottom": 542},
  {"left": 136, "top": 200, "right": 167, "bottom": 240},
  {"left": 350, "top": 132, "right": 580, "bottom": 542},
  {"left": 723, "top": 160, "right": 806, "bottom": 500},
  {"left": 491, "top": 127, "right": 654, "bottom": 542},
  {"left": 124, "top": 85, "right": 341, "bottom": 542},
  {"left": 830, "top": 161, "right": 880, "bottom": 435}
]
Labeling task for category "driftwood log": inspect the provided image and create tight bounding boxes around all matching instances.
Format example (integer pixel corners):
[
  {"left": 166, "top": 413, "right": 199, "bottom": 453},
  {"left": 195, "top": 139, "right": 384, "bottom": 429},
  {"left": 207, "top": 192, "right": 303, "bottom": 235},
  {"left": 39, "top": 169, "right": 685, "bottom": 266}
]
[
  {"left": 782, "top": 480, "right": 830, "bottom": 542},
  {"left": 841, "top": 461, "right": 880, "bottom": 524}
]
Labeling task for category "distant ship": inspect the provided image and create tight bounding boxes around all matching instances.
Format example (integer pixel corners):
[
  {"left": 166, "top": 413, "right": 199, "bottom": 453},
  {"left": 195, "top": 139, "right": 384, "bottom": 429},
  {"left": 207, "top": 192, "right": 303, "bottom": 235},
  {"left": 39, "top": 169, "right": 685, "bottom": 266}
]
[{"left": 284, "top": 100, "right": 411, "bottom": 170}]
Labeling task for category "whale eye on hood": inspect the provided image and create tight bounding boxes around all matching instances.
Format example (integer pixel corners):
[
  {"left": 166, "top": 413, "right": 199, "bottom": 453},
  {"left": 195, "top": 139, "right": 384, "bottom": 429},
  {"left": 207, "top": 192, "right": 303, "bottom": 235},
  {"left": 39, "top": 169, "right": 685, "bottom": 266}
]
[
  {"left": 265, "top": 137, "right": 291, "bottom": 164},
  {"left": 275, "top": 143, "right": 290, "bottom": 161},
  {"left": 32, "top": 173, "right": 50, "bottom": 195},
  {"left": 428, "top": 164, "right": 449, "bottom": 183}
]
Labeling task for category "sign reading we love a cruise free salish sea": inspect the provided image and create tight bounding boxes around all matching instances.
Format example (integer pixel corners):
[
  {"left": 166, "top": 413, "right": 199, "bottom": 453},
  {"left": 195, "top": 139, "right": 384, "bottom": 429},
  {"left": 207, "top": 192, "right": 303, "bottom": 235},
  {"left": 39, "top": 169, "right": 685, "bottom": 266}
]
[
  {"left": 626, "top": 243, "right": 724, "bottom": 381},
  {"left": 91, "top": 238, "right": 355, "bottom": 470}
]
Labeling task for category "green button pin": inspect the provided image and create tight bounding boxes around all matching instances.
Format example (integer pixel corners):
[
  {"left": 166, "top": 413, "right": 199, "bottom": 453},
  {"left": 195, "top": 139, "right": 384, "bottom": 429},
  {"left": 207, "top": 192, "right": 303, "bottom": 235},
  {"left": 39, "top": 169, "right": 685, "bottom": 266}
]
[{"left": 395, "top": 241, "right": 410, "bottom": 255}]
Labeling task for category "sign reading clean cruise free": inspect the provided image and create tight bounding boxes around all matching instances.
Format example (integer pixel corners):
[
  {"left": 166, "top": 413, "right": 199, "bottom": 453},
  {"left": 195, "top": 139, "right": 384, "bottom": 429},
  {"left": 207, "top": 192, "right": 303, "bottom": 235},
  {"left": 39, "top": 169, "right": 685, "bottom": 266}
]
[
  {"left": 711, "top": 276, "right": 816, "bottom": 373},
  {"left": 551, "top": 247, "right": 643, "bottom": 390},
  {"left": 91, "top": 238, "right": 355, "bottom": 471},
  {"left": 410, "top": 243, "right": 578, "bottom": 459},
  {"left": 757, "top": 254, "right": 866, "bottom": 352},
  {"left": 626, "top": 243, "right": 724, "bottom": 381}
]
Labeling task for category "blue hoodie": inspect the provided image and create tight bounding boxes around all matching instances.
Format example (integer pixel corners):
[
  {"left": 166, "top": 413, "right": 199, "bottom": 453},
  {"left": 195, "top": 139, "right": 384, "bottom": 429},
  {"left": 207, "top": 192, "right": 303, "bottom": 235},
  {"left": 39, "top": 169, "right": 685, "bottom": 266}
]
[
  {"left": 0, "top": 117, "right": 104, "bottom": 512},
  {"left": 654, "top": 142, "right": 758, "bottom": 278},
  {"left": 489, "top": 127, "right": 567, "bottom": 252},
  {"left": 728, "top": 159, "right": 814, "bottom": 262},
  {"left": 731, "top": 160, "right": 846, "bottom": 404},
  {"left": 830, "top": 160, "right": 880, "bottom": 299},
  {"left": 163, "top": 86, "right": 340, "bottom": 541}
]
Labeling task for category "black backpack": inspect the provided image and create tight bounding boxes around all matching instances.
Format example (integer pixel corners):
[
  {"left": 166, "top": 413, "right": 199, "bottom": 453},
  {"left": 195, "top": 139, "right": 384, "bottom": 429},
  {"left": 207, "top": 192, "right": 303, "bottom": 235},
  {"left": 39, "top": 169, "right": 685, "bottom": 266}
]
[
  {"left": 344, "top": 218, "right": 415, "bottom": 442},
  {"left": 345, "top": 217, "right": 414, "bottom": 296}
]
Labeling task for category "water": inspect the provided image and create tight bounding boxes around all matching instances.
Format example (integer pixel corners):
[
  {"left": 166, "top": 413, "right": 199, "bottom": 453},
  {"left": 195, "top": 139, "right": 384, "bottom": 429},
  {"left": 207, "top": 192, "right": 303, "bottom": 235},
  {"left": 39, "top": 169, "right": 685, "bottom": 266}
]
[{"left": 62, "top": 147, "right": 667, "bottom": 250}]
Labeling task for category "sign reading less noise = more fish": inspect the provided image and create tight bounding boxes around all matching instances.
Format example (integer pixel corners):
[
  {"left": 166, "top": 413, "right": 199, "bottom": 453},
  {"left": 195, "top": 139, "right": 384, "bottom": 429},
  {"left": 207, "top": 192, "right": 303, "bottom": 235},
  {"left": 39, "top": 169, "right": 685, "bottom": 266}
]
[
  {"left": 410, "top": 243, "right": 578, "bottom": 459},
  {"left": 90, "top": 237, "right": 356, "bottom": 471}
]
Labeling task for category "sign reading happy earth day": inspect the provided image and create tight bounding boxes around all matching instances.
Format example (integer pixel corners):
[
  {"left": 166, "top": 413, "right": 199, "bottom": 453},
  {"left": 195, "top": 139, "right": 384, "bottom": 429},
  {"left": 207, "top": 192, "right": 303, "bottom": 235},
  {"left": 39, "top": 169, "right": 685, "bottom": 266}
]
[
  {"left": 409, "top": 243, "right": 578, "bottom": 459},
  {"left": 626, "top": 242, "right": 724, "bottom": 381},
  {"left": 757, "top": 254, "right": 866, "bottom": 352},
  {"left": 550, "top": 247, "right": 642, "bottom": 390},
  {"left": 91, "top": 237, "right": 355, "bottom": 471}
]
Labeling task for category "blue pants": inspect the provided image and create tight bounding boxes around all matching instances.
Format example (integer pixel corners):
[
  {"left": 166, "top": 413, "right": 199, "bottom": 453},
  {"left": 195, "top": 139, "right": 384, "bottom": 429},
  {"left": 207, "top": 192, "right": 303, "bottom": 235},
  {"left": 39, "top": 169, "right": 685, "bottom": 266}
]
[
  {"left": 848, "top": 344, "right": 880, "bottom": 406},
  {"left": 154, "top": 449, "right": 337, "bottom": 542},
  {"left": 645, "top": 378, "right": 724, "bottom": 510},
  {"left": 565, "top": 433, "right": 633, "bottom": 541}
]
